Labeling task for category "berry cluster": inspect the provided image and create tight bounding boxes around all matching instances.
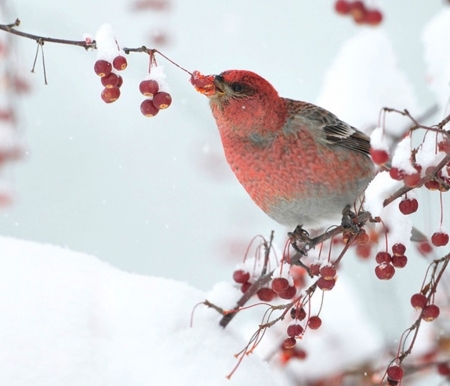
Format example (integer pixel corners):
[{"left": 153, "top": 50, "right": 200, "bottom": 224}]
[
  {"left": 334, "top": 0, "right": 383, "bottom": 26},
  {"left": 139, "top": 77, "right": 172, "bottom": 117},
  {"left": 410, "top": 292, "right": 440, "bottom": 322},
  {"left": 232, "top": 263, "right": 299, "bottom": 302},
  {"left": 94, "top": 57, "right": 126, "bottom": 103},
  {"left": 310, "top": 262, "right": 337, "bottom": 290},
  {"left": 374, "top": 243, "right": 407, "bottom": 280}
]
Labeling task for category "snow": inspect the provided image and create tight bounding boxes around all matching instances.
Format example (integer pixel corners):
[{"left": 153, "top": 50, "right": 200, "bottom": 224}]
[
  {"left": 95, "top": 24, "right": 120, "bottom": 62},
  {"left": 0, "top": 237, "right": 288, "bottom": 386},
  {"left": 146, "top": 65, "right": 171, "bottom": 93},
  {"left": 391, "top": 135, "right": 416, "bottom": 174},
  {"left": 370, "top": 126, "right": 389, "bottom": 151},
  {"left": 316, "top": 29, "right": 418, "bottom": 135}
]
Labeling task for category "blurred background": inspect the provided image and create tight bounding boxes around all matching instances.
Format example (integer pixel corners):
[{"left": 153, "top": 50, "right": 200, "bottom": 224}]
[{"left": 0, "top": 0, "right": 444, "bottom": 290}]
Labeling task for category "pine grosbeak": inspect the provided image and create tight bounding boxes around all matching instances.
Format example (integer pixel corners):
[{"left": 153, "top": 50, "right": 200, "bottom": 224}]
[{"left": 205, "top": 70, "right": 374, "bottom": 229}]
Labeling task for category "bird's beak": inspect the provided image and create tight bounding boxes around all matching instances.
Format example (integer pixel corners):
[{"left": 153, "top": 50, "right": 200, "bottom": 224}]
[{"left": 213, "top": 75, "right": 225, "bottom": 95}]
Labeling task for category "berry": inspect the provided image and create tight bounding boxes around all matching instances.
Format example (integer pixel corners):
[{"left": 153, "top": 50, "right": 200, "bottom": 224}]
[
  {"left": 290, "top": 307, "right": 306, "bottom": 320},
  {"left": 334, "top": 0, "right": 351, "bottom": 15},
  {"left": 94, "top": 59, "right": 112, "bottom": 77},
  {"left": 319, "top": 265, "right": 336, "bottom": 280},
  {"left": 399, "top": 198, "right": 418, "bottom": 215},
  {"left": 375, "top": 263, "right": 395, "bottom": 280},
  {"left": 350, "top": 1, "right": 367, "bottom": 24},
  {"left": 438, "top": 138, "right": 450, "bottom": 154},
  {"left": 387, "top": 365, "right": 404, "bottom": 382},
  {"left": 140, "top": 99, "right": 159, "bottom": 117},
  {"left": 425, "top": 180, "right": 440, "bottom": 190},
  {"left": 370, "top": 148, "right": 389, "bottom": 165},
  {"left": 112, "top": 55, "right": 128, "bottom": 71},
  {"left": 257, "top": 287, "right": 277, "bottom": 302},
  {"left": 375, "top": 251, "right": 392, "bottom": 264},
  {"left": 410, "top": 293, "right": 427, "bottom": 310},
  {"left": 431, "top": 231, "right": 449, "bottom": 247},
  {"left": 422, "top": 304, "right": 440, "bottom": 321},
  {"left": 279, "top": 285, "right": 297, "bottom": 300},
  {"left": 190, "top": 71, "right": 216, "bottom": 95},
  {"left": 392, "top": 254, "right": 407, "bottom": 268},
  {"left": 101, "top": 72, "right": 120, "bottom": 88},
  {"left": 403, "top": 172, "right": 421, "bottom": 187},
  {"left": 116, "top": 75, "right": 123, "bottom": 88},
  {"left": 139, "top": 79, "right": 160, "bottom": 97},
  {"left": 240, "top": 282, "right": 251, "bottom": 293},
  {"left": 287, "top": 323, "right": 303, "bottom": 337},
  {"left": 153, "top": 91, "right": 172, "bottom": 109},
  {"left": 271, "top": 277, "right": 289, "bottom": 293},
  {"left": 418, "top": 241, "right": 432, "bottom": 255},
  {"left": 365, "top": 9, "right": 383, "bottom": 25},
  {"left": 389, "top": 167, "right": 406, "bottom": 181},
  {"left": 101, "top": 87, "right": 120, "bottom": 103},
  {"left": 392, "top": 243, "right": 406, "bottom": 256},
  {"left": 308, "top": 316, "right": 322, "bottom": 330},
  {"left": 282, "top": 337, "right": 296, "bottom": 350},
  {"left": 437, "top": 362, "right": 450, "bottom": 376},
  {"left": 356, "top": 244, "right": 372, "bottom": 259},
  {"left": 233, "top": 269, "right": 250, "bottom": 284},
  {"left": 309, "top": 263, "right": 321, "bottom": 276},
  {"left": 317, "top": 277, "right": 336, "bottom": 291},
  {"left": 356, "top": 229, "right": 369, "bottom": 244}
]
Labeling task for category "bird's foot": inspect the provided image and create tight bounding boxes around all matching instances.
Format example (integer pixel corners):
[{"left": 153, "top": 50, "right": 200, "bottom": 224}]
[
  {"left": 341, "top": 205, "right": 360, "bottom": 233},
  {"left": 288, "top": 225, "right": 313, "bottom": 274}
]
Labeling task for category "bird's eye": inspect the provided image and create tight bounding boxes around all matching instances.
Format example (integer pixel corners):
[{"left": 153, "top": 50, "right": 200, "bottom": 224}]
[{"left": 231, "top": 83, "right": 244, "bottom": 93}]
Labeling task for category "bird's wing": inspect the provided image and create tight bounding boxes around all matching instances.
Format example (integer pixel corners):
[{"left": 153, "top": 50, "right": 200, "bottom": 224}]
[{"left": 284, "top": 99, "right": 371, "bottom": 156}]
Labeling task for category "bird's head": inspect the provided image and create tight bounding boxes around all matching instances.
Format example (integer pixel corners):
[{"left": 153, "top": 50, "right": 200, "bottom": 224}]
[{"left": 206, "top": 70, "right": 287, "bottom": 134}]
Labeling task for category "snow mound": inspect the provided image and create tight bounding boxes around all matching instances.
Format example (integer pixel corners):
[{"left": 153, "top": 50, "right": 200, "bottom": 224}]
[{"left": 0, "top": 237, "right": 286, "bottom": 386}]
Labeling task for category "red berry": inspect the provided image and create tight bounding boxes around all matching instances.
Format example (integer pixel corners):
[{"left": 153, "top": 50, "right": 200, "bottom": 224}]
[
  {"left": 375, "top": 263, "right": 395, "bottom": 280},
  {"left": 425, "top": 180, "right": 440, "bottom": 191},
  {"left": 233, "top": 269, "right": 250, "bottom": 284},
  {"left": 387, "top": 365, "right": 404, "bottom": 381},
  {"left": 392, "top": 254, "right": 407, "bottom": 268},
  {"left": 389, "top": 167, "right": 406, "bottom": 181},
  {"left": 365, "top": 9, "right": 383, "bottom": 25},
  {"left": 320, "top": 265, "right": 336, "bottom": 280},
  {"left": 140, "top": 99, "right": 159, "bottom": 117},
  {"left": 410, "top": 293, "right": 427, "bottom": 310},
  {"left": 282, "top": 337, "right": 296, "bottom": 350},
  {"left": 290, "top": 307, "right": 306, "bottom": 320},
  {"left": 116, "top": 75, "right": 123, "bottom": 88},
  {"left": 403, "top": 172, "right": 421, "bottom": 187},
  {"left": 287, "top": 323, "right": 304, "bottom": 337},
  {"left": 101, "top": 72, "right": 120, "bottom": 88},
  {"left": 94, "top": 59, "right": 112, "bottom": 77},
  {"left": 334, "top": 0, "right": 351, "bottom": 15},
  {"left": 279, "top": 285, "right": 297, "bottom": 300},
  {"left": 418, "top": 241, "right": 432, "bottom": 255},
  {"left": 431, "top": 231, "right": 449, "bottom": 247},
  {"left": 356, "top": 244, "right": 372, "bottom": 259},
  {"left": 112, "top": 55, "right": 128, "bottom": 71},
  {"left": 356, "top": 229, "right": 369, "bottom": 244},
  {"left": 309, "top": 263, "right": 321, "bottom": 276},
  {"left": 438, "top": 138, "right": 450, "bottom": 154},
  {"left": 375, "top": 251, "right": 392, "bottom": 264},
  {"left": 422, "top": 304, "right": 440, "bottom": 321},
  {"left": 139, "top": 79, "right": 160, "bottom": 97},
  {"left": 392, "top": 243, "right": 406, "bottom": 256},
  {"left": 399, "top": 198, "right": 418, "bottom": 215},
  {"left": 271, "top": 277, "right": 289, "bottom": 293},
  {"left": 437, "top": 362, "right": 450, "bottom": 376},
  {"left": 153, "top": 91, "right": 172, "bottom": 109},
  {"left": 101, "top": 87, "right": 120, "bottom": 103},
  {"left": 370, "top": 148, "right": 389, "bottom": 165},
  {"left": 317, "top": 277, "right": 336, "bottom": 291},
  {"left": 308, "top": 316, "right": 322, "bottom": 330},
  {"left": 240, "top": 282, "right": 251, "bottom": 293},
  {"left": 350, "top": 1, "right": 367, "bottom": 24},
  {"left": 257, "top": 287, "right": 277, "bottom": 302}
]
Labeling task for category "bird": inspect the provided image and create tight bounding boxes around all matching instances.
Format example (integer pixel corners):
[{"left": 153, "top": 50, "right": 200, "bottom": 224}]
[{"left": 203, "top": 70, "right": 375, "bottom": 230}]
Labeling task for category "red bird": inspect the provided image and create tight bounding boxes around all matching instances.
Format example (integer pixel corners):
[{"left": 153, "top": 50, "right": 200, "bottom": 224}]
[{"left": 203, "top": 70, "right": 374, "bottom": 229}]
